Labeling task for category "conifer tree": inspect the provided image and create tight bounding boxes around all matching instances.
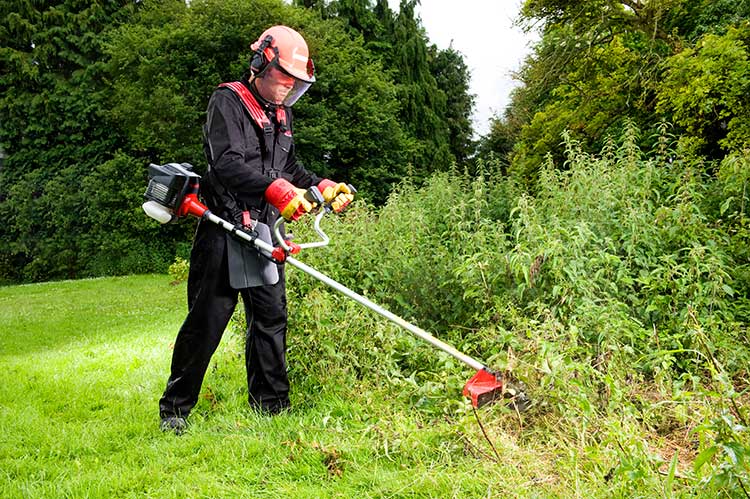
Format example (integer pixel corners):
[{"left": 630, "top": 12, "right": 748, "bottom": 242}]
[{"left": 322, "top": 0, "right": 474, "bottom": 177}]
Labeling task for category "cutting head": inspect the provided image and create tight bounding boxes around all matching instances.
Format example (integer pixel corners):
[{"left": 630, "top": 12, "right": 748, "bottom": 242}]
[{"left": 463, "top": 368, "right": 530, "bottom": 410}]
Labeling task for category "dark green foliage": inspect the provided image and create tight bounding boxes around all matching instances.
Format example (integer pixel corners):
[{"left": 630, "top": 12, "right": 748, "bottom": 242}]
[
  {"left": 670, "top": 0, "right": 750, "bottom": 40},
  {"left": 656, "top": 23, "right": 750, "bottom": 158},
  {"left": 0, "top": 0, "right": 146, "bottom": 281},
  {"left": 2, "top": 0, "right": 464, "bottom": 281},
  {"left": 104, "top": 0, "right": 268, "bottom": 167},
  {"left": 78, "top": 153, "right": 191, "bottom": 276},
  {"left": 480, "top": 0, "right": 750, "bottom": 189},
  {"left": 104, "top": 0, "right": 415, "bottom": 200},
  {"left": 508, "top": 2, "right": 674, "bottom": 182},
  {"left": 475, "top": 116, "right": 516, "bottom": 173},
  {"left": 430, "top": 46, "right": 476, "bottom": 164},
  {"left": 322, "top": 0, "right": 475, "bottom": 178},
  {"left": 389, "top": 0, "right": 451, "bottom": 174},
  {"left": 290, "top": 11, "right": 415, "bottom": 200}
]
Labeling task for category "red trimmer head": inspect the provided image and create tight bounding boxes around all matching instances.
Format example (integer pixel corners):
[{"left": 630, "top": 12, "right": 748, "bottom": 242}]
[{"left": 463, "top": 368, "right": 530, "bottom": 410}]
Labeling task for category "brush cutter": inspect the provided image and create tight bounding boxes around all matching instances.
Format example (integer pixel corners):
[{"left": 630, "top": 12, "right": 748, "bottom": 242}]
[{"left": 142, "top": 162, "right": 529, "bottom": 410}]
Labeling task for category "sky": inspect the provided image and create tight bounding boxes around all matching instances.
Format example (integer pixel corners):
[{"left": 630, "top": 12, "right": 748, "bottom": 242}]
[{"left": 389, "top": 0, "right": 539, "bottom": 136}]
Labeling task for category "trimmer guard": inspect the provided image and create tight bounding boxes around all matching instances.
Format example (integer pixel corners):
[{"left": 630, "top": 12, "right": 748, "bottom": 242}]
[
  {"left": 463, "top": 368, "right": 505, "bottom": 408},
  {"left": 226, "top": 222, "right": 279, "bottom": 288},
  {"left": 463, "top": 368, "right": 531, "bottom": 410}
]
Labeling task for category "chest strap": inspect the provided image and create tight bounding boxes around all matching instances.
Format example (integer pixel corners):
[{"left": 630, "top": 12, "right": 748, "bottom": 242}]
[
  {"left": 220, "top": 81, "right": 291, "bottom": 135},
  {"left": 219, "top": 81, "right": 274, "bottom": 136}
]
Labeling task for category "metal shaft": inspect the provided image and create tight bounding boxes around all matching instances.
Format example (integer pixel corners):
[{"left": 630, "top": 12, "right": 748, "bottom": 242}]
[{"left": 206, "top": 212, "right": 486, "bottom": 372}]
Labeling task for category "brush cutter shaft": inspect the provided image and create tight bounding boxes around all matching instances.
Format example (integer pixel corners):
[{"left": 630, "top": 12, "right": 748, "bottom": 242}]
[
  {"left": 203, "top": 210, "right": 485, "bottom": 371},
  {"left": 205, "top": 212, "right": 276, "bottom": 257},
  {"left": 284, "top": 256, "right": 486, "bottom": 371}
]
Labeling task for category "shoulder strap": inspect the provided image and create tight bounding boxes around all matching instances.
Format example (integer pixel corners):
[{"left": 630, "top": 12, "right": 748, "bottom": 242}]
[{"left": 219, "top": 81, "right": 273, "bottom": 137}]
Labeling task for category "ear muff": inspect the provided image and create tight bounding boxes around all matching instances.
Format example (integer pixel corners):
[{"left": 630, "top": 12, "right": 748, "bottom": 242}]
[{"left": 250, "top": 35, "right": 275, "bottom": 75}]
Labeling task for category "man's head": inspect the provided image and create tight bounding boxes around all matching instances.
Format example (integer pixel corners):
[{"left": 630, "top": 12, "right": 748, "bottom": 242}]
[{"left": 249, "top": 25, "right": 315, "bottom": 106}]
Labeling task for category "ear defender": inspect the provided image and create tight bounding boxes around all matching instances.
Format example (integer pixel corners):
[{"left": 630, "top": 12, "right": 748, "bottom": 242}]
[{"left": 250, "top": 35, "right": 275, "bottom": 75}]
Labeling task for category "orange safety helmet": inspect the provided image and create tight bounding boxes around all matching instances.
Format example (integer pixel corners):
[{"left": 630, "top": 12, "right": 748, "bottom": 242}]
[{"left": 249, "top": 25, "right": 315, "bottom": 106}]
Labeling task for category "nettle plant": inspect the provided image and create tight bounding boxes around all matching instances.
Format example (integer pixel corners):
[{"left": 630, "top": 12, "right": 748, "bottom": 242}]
[{"left": 224, "top": 122, "right": 748, "bottom": 493}]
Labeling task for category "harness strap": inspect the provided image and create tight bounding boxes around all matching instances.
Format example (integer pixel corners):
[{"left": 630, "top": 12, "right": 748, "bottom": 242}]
[
  {"left": 217, "top": 80, "right": 289, "bottom": 192},
  {"left": 219, "top": 81, "right": 274, "bottom": 136},
  {"left": 276, "top": 106, "right": 287, "bottom": 131}
]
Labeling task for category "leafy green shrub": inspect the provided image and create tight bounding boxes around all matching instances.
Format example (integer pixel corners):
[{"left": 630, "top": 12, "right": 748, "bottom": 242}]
[
  {"left": 168, "top": 257, "right": 190, "bottom": 284},
  {"left": 219, "top": 123, "right": 750, "bottom": 495},
  {"left": 247, "top": 124, "right": 747, "bottom": 387}
]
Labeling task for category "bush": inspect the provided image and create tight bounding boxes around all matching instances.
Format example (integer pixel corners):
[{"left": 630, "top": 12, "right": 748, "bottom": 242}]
[{"left": 224, "top": 123, "right": 750, "bottom": 495}]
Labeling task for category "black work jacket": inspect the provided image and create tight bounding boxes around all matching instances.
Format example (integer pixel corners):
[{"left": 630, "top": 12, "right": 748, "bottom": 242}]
[{"left": 201, "top": 81, "right": 321, "bottom": 224}]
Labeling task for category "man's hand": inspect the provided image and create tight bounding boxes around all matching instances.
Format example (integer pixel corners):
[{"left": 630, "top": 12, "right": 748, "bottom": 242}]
[
  {"left": 318, "top": 179, "right": 355, "bottom": 213},
  {"left": 265, "top": 178, "right": 315, "bottom": 221}
]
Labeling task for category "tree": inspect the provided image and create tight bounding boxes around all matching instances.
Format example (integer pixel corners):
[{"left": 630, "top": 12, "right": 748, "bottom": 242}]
[
  {"left": 106, "top": 0, "right": 414, "bottom": 201},
  {"left": 476, "top": 115, "right": 516, "bottom": 173},
  {"left": 430, "top": 44, "right": 475, "bottom": 164},
  {"left": 484, "top": 0, "right": 750, "bottom": 187},
  {"left": 0, "top": 0, "right": 146, "bottom": 281},
  {"left": 317, "top": 0, "right": 475, "bottom": 177},
  {"left": 656, "top": 23, "right": 750, "bottom": 157},
  {"left": 0, "top": 0, "right": 474, "bottom": 281}
]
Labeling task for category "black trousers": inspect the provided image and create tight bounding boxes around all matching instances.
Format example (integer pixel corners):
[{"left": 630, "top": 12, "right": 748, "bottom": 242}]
[{"left": 159, "top": 220, "right": 290, "bottom": 419}]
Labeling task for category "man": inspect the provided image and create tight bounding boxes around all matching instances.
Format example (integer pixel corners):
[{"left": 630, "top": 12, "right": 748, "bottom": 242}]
[{"left": 159, "top": 25, "right": 353, "bottom": 434}]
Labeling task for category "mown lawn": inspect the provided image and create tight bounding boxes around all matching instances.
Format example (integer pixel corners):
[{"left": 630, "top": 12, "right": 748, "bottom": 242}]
[{"left": 0, "top": 274, "right": 701, "bottom": 498}]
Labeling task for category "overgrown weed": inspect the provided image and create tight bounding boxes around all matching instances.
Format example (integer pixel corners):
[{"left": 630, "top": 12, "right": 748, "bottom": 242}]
[{"left": 224, "top": 122, "right": 750, "bottom": 496}]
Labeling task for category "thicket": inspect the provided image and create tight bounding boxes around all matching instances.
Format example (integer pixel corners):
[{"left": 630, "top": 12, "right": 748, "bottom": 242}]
[
  {"left": 0, "top": 0, "right": 472, "bottom": 282},
  {"left": 223, "top": 124, "right": 749, "bottom": 495}
]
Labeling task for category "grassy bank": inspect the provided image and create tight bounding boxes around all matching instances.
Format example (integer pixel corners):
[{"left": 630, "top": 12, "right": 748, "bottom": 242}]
[{"left": 0, "top": 275, "right": 560, "bottom": 498}]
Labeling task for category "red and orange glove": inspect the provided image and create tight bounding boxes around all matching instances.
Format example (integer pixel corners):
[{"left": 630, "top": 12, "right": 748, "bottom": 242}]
[
  {"left": 317, "top": 179, "right": 354, "bottom": 213},
  {"left": 265, "top": 178, "right": 314, "bottom": 222}
]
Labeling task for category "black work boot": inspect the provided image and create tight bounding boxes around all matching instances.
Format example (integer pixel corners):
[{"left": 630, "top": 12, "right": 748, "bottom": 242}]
[{"left": 160, "top": 416, "right": 188, "bottom": 435}]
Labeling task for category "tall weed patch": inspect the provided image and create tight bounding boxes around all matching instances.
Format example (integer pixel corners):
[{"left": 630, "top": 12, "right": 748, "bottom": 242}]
[
  {"left": 512, "top": 127, "right": 746, "bottom": 375},
  {"left": 286, "top": 125, "right": 748, "bottom": 377},
  {"left": 259, "top": 123, "right": 749, "bottom": 494}
]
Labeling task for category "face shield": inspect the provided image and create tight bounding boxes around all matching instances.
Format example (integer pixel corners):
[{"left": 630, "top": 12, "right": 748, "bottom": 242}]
[{"left": 258, "top": 57, "right": 315, "bottom": 107}]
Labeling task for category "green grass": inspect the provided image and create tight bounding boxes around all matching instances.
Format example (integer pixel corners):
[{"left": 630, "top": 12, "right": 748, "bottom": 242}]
[
  {"left": 0, "top": 275, "right": 544, "bottom": 498},
  {"left": 0, "top": 274, "right": 728, "bottom": 498}
]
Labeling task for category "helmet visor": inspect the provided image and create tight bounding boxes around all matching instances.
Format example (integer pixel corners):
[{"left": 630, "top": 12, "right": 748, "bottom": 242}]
[
  {"left": 259, "top": 59, "right": 314, "bottom": 106},
  {"left": 282, "top": 78, "right": 312, "bottom": 106}
]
